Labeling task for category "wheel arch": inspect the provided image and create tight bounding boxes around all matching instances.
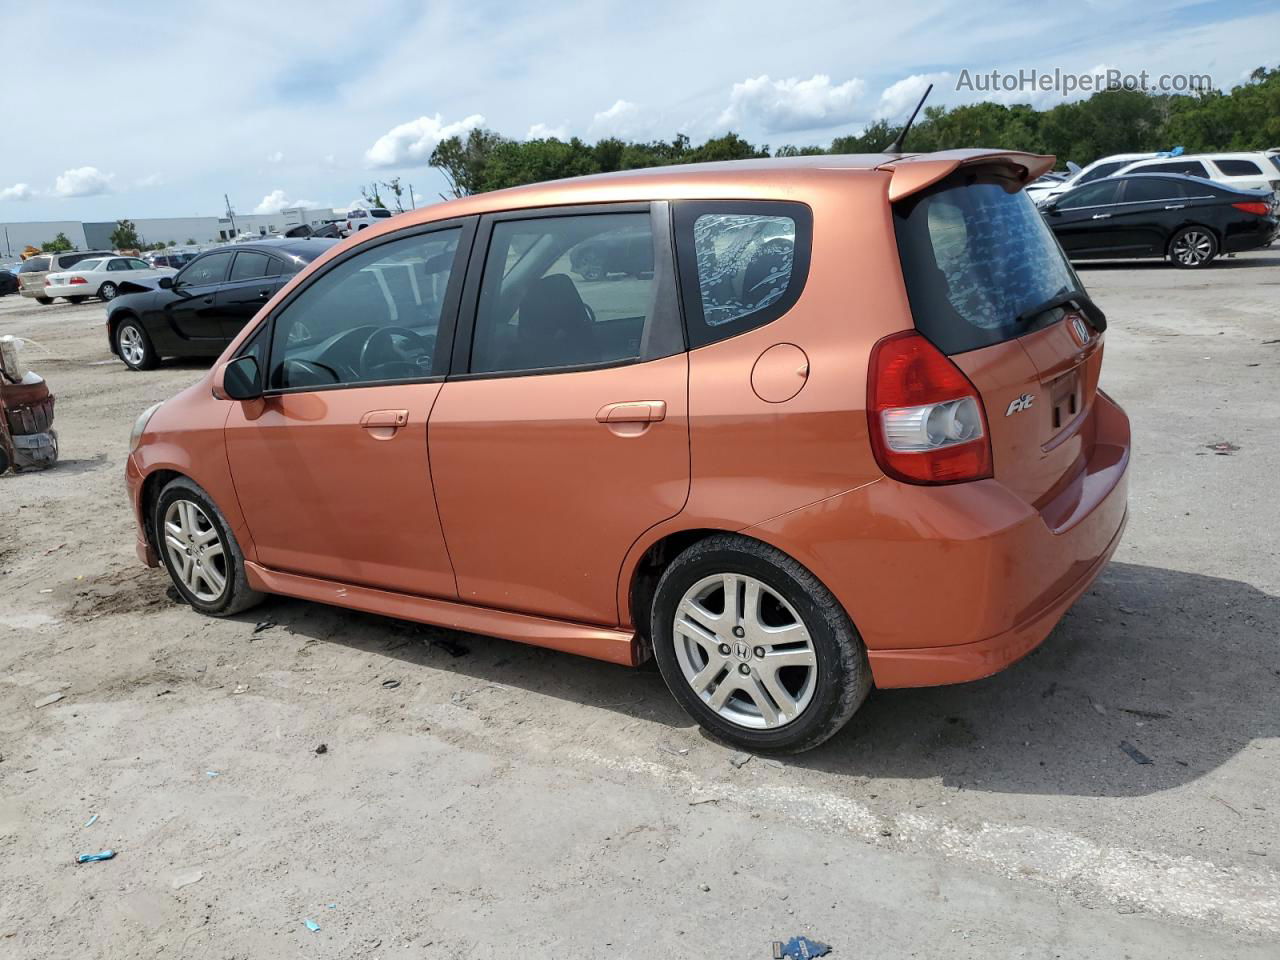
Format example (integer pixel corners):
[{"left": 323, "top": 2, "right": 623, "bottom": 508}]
[
  {"left": 139, "top": 468, "right": 183, "bottom": 555},
  {"left": 107, "top": 308, "right": 138, "bottom": 352},
  {"left": 1166, "top": 221, "right": 1221, "bottom": 257}
]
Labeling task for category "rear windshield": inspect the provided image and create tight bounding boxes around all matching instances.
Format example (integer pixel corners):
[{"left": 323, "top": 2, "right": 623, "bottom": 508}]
[
  {"left": 19, "top": 257, "right": 51, "bottom": 273},
  {"left": 370, "top": 208, "right": 392, "bottom": 218},
  {"left": 894, "top": 172, "right": 1084, "bottom": 355}
]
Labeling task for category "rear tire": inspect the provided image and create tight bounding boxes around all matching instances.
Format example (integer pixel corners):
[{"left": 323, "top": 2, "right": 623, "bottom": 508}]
[
  {"left": 36, "top": 297, "right": 53, "bottom": 305},
  {"left": 68, "top": 296, "right": 88, "bottom": 305},
  {"left": 650, "top": 534, "right": 871, "bottom": 754},
  {"left": 154, "top": 477, "right": 264, "bottom": 617},
  {"left": 1169, "top": 226, "right": 1218, "bottom": 268},
  {"left": 99, "top": 282, "right": 119, "bottom": 301},
  {"left": 115, "top": 318, "right": 158, "bottom": 370}
]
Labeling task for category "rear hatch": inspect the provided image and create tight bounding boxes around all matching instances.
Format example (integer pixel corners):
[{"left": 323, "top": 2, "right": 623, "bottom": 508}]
[
  {"left": 17, "top": 256, "right": 51, "bottom": 294},
  {"left": 893, "top": 166, "right": 1105, "bottom": 513}
]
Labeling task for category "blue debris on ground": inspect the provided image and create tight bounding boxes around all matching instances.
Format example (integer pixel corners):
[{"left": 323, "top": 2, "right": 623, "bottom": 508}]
[
  {"left": 75, "top": 850, "right": 115, "bottom": 864},
  {"left": 773, "top": 935, "right": 832, "bottom": 959},
  {"left": 304, "top": 919, "right": 321, "bottom": 933}
]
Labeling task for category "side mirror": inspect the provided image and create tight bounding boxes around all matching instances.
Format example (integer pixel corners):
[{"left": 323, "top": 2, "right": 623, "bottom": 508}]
[
  {"left": 222, "top": 355, "right": 262, "bottom": 401},
  {"left": 1041, "top": 200, "right": 1058, "bottom": 213},
  {"left": 158, "top": 276, "right": 173, "bottom": 289}
]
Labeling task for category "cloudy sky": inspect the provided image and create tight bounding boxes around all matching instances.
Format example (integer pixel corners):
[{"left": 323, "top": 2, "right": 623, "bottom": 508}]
[{"left": 2, "top": 0, "right": 1277, "bottom": 221}]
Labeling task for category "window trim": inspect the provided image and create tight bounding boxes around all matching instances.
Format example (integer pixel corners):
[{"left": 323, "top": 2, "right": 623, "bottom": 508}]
[
  {"left": 447, "top": 201, "right": 683, "bottom": 381},
  {"left": 242, "top": 216, "right": 477, "bottom": 396},
  {"left": 671, "top": 199, "right": 813, "bottom": 350}
]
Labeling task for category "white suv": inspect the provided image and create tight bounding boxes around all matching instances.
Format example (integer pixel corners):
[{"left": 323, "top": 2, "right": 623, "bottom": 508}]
[
  {"left": 1026, "top": 152, "right": 1160, "bottom": 204},
  {"left": 341, "top": 207, "right": 394, "bottom": 237},
  {"left": 1113, "top": 153, "right": 1280, "bottom": 199}
]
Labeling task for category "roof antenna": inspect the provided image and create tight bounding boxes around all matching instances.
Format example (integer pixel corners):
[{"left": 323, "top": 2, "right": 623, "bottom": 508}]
[{"left": 882, "top": 83, "right": 933, "bottom": 154}]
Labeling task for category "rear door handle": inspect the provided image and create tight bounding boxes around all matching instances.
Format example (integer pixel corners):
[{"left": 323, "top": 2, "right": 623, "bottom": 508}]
[
  {"left": 1164, "top": 204, "right": 1185, "bottom": 210},
  {"left": 258, "top": 288, "right": 272, "bottom": 300},
  {"left": 1091, "top": 213, "right": 1111, "bottom": 220},
  {"left": 595, "top": 400, "right": 667, "bottom": 423},
  {"left": 360, "top": 409, "right": 409, "bottom": 439}
]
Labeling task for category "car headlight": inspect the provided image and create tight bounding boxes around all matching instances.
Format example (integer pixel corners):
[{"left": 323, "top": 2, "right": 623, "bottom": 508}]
[{"left": 130, "top": 402, "right": 162, "bottom": 452}]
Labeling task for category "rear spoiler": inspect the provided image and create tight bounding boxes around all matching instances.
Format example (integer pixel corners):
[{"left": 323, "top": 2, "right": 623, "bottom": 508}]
[{"left": 878, "top": 149, "right": 1056, "bottom": 203}]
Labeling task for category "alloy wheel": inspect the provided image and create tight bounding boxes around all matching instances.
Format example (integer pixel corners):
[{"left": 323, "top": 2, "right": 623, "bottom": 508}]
[
  {"left": 672, "top": 573, "right": 818, "bottom": 729},
  {"left": 100, "top": 282, "right": 118, "bottom": 301},
  {"left": 163, "top": 499, "right": 228, "bottom": 602},
  {"left": 1172, "top": 230, "right": 1213, "bottom": 266},
  {"left": 118, "top": 325, "right": 146, "bottom": 367}
]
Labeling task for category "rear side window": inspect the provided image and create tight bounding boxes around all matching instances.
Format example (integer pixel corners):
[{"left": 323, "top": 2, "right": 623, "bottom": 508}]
[
  {"left": 1142, "top": 160, "right": 1209, "bottom": 177},
  {"left": 895, "top": 174, "right": 1084, "bottom": 355},
  {"left": 1077, "top": 160, "right": 1128, "bottom": 184},
  {"left": 673, "top": 201, "right": 812, "bottom": 348},
  {"left": 1057, "top": 180, "right": 1124, "bottom": 209},
  {"left": 230, "top": 251, "right": 271, "bottom": 281},
  {"left": 1122, "top": 179, "right": 1182, "bottom": 203},
  {"left": 1216, "top": 159, "right": 1262, "bottom": 176}
]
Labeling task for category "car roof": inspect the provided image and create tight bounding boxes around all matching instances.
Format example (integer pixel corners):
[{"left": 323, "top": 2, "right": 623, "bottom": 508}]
[
  {"left": 208, "top": 237, "right": 339, "bottom": 261},
  {"left": 346, "top": 150, "right": 1054, "bottom": 233}
]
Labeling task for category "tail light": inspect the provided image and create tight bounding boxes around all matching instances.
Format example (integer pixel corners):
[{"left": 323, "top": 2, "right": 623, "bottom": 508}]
[
  {"left": 70, "top": 276, "right": 87, "bottom": 285},
  {"left": 1232, "top": 201, "right": 1270, "bottom": 216},
  {"left": 867, "top": 331, "right": 993, "bottom": 485}
]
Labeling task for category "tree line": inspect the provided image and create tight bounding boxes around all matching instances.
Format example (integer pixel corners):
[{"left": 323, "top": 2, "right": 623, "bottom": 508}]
[{"left": 428, "top": 65, "right": 1280, "bottom": 196}]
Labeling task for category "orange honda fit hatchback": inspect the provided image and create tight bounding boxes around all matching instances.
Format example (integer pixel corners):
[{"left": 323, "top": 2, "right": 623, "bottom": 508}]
[{"left": 126, "top": 149, "right": 1129, "bottom": 752}]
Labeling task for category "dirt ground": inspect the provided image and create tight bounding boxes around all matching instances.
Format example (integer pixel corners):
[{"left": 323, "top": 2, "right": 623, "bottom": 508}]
[{"left": 1, "top": 252, "right": 1278, "bottom": 959}]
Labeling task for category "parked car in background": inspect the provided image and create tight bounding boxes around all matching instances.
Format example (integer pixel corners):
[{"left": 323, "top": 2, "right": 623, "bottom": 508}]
[
  {"left": 44, "top": 256, "right": 176, "bottom": 303},
  {"left": 1041, "top": 173, "right": 1278, "bottom": 267},
  {"left": 123, "top": 150, "right": 1130, "bottom": 753},
  {"left": 16, "top": 250, "right": 115, "bottom": 303},
  {"left": 1026, "top": 152, "right": 1160, "bottom": 204},
  {"left": 281, "top": 222, "right": 344, "bottom": 239},
  {"left": 1112, "top": 152, "right": 1280, "bottom": 198},
  {"left": 0, "top": 265, "right": 19, "bottom": 297},
  {"left": 341, "top": 207, "right": 394, "bottom": 236},
  {"left": 106, "top": 238, "right": 337, "bottom": 370},
  {"left": 146, "top": 251, "right": 200, "bottom": 270}
]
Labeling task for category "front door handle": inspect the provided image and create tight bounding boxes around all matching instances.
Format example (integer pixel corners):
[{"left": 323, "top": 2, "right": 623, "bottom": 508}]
[
  {"left": 1164, "top": 204, "right": 1185, "bottom": 210},
  {"left": 258, "top": 288, "right": 272, "bottom": 300},
  {"left": 360, "top": 409, "right": 409, "bottom": 440},
  {"left": 596, "top": 400, "right": 667, "bottom": 423},
  {"left": 1091, "top": 213, "right": 1111, "bottom": 219}
]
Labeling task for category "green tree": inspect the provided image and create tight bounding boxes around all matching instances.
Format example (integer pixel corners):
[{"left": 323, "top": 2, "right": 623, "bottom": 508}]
[
  {"left": 110, "top": 219, "right": 141, "bottom": 250},
  {"left": 430, "top": 128, "right": 512, "bottom": 197},
  {"left": 40, "top": 232, "right": 73, "bottom": 253},
  {"left": 185, "top": 238, "right": 196, "bottom": 245}
]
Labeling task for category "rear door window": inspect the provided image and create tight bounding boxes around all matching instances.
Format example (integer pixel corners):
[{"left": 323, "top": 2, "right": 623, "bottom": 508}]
[
  {"left": 894, "top": 174, "right": 1086, "bottom": 355},
  {"left": 1056, "top": 180, "right": 1124, "bottom": 209},
  {"left": 1141, "top": 160, "right": 1209, "bottom": 178},
  {"left": 673, "top": 201, "right": 812, "bottom": 348},
  {"left": 230, "top": 251, "right": 271, "bottom": 281},
  {"left": 1076, "top": 160, "right": 1129, "bottom": 184},
  {"left": 1122, "top": 179, "right": 1182, "bottom": 204}
]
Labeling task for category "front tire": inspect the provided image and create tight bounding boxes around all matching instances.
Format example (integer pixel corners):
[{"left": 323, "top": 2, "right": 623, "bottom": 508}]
[
  {"left": 115, "top": 318, "right": 158, "bottom": 370},
  {"left": 99, "top": 282, "right": 119, "bottom": 301},
  {"left": 154, "top": 477, "right": 264, "bottom": 617},
  {"left": 650, "top": 534, "right": 871, "bottom": 754},
  {"left": 1169, "top": 226, "right": 1217, "bottom": 268}
]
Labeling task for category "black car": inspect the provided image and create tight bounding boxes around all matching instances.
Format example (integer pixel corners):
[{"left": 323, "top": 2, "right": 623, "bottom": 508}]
[
  {"left": 0, "top": 266, "right": 18, "bottom": 297},
  {"left": 107, "top": 238, "right": 337, "bottom": 370},
  {"left": 1040, "top": 173, "right": 1278, "bottom": 268}
]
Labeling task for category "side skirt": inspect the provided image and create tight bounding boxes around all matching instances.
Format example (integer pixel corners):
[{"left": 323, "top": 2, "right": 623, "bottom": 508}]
[{"left": 244, "top": 562, "right": 641, "bottom": 666}]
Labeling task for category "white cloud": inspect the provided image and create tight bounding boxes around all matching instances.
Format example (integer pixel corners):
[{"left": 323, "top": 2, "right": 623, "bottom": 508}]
[
  {"left": 718, "top": 74, "right": 865, "bottom": 133},
  {"left": 267, "top": 151, "right": 284, "bottom": 164},
  {"left": 0, "top": 183, "right": 34, "bottom": 202},
  {"left": 589, "top": 99, "right": 644, "bottom": 138},
  {"left": 526, "top": 122, "right": 567, "bottom": 140},
  {"left": 53, "top": 166, "right": 114, "bottom": 198},
  {"left": 364, "top": 113, "right": 485, "bottom": 168},
  {"left": 253, "top": 189, "right": 317, "bottom": 214},
  {"left": 875, "top": 72, "right": 952, "bottom": 119}
]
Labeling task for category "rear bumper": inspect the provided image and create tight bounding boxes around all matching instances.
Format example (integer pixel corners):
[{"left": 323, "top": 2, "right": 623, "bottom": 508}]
[{"left": 747, "top": 390, "right": 1131, "bottom": 688}]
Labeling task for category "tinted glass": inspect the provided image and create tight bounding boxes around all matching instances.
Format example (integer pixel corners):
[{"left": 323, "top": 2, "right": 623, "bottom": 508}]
[
  {"left": 370, "top": 209, "right": 392, "bottom": 218},
  {"left": 178, "top": 251, "right": 233, "bottom": 286},
  {"left": 58, "top": 253, "right": 97, "bottom": 268},
  {"left": 230, "top": 251, "right": 271, "bottom": 281},
  {"left": 1057, "top": 180, "right": 1124, "bottom": 209},
  {"left": 1143, "top": 160, "right": 1209, "bottom": 177},
  {"left": 1216, "top": 159, "right": 1262, "bottom": 176},
  {"left": 471, "top": 214, "right": 654, "bottom": 374},
  {"left": 692, "top": 214, "right": 795, "bottom": 328},
  {"left": 895, "top": 176, "right": 1084, "bottom": 355},
  {"left": 75, "top": 259, "right": 105, "bottom": 271},
  {"left": 127, "top": 258, "right": 150, "bottom": 269},
  {"left": 1123, "top": 179, "right": 1182, "bottom": 203},
  {"left": 269, "top": 227, "right": 461, "bottom": 389},
  {"left": 1077, "top": 160, "right": 1128, "bottom": 184},
  {"left": 19, "top": 257, "right": 50, "bottom": 273},
  {"left": 107, "top": 259, "right": 131, "bottom": 271}
]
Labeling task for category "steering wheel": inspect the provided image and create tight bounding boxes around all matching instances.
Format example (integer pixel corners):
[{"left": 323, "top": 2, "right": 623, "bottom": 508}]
[{"left": 358, "top": 326, "right": 433, "bottom": 378}]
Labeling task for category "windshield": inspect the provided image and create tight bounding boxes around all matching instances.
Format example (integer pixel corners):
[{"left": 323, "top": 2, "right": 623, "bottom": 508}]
[{"left": 894, "top": 172, "right": 1084, "bottom": 354}]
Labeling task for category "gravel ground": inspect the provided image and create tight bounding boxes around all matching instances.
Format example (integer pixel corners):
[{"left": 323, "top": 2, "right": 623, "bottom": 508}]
[{"left": 1, "top": 251, "right": 1278, "bottom": 958}]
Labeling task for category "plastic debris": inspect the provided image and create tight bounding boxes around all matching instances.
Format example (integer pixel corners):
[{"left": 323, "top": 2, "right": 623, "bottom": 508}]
[
  {"left": 172, "top": 869, "right": 203, "bottom": 889},
  {"left": 326, "top": 903, "right": 337, "bottom": 909},
  {"left": 205, "top": 771, "right": 219, "bottom": 778},
  {"left": 315, "top": 743, "right": 328, "bottom": 755},
  {"left": 381, "top": 679, "right": 401, "bottom": 690},
  {"left": 75, "top": 850, "right": 115, "bottom": 864},
  {"left": 773, "top": 935, "right": 831, "bottom": 959},
  {"left": 304, "top": 919, "right": 321, "bottom": 933},
  {"left": 1119, "top": 741, "right": 1153, "bottom": 764},
  {"left": 253, "top": 620, "right": 276, "bottom": 634},
  {"left": 1205, "top": 440, "right": 1239, "bottom": 455},
  {"left": 658, "top": 742, "right": 689, "bottom": 757},
  {"left": 34, "top": 692, "right": 64, "bottom": 708},
  {"left": 83, "top": 814, "right": 98, "bottom": 828}
]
